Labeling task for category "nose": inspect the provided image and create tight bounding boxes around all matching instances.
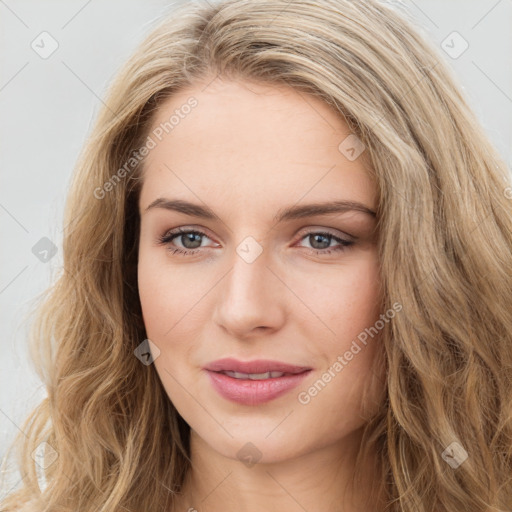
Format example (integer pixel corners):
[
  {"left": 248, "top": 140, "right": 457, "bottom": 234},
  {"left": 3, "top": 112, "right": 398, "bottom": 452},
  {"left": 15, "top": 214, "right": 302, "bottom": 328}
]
[{"left": 212, "top": 242, "right": 287, "bottom": 339}]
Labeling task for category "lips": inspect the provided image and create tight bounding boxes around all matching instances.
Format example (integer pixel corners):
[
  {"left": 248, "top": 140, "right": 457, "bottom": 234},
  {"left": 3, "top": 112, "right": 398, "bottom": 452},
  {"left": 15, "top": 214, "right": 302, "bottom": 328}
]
[{"left": 203, "top": 358, "right": 312, "bottom": 405}]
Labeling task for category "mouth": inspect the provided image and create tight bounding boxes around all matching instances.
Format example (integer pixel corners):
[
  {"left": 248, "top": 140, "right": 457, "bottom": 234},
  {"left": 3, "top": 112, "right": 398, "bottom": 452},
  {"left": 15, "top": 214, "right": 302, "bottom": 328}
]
[{"left": 203, "top": 358, "right": 312, "bottom": 405}]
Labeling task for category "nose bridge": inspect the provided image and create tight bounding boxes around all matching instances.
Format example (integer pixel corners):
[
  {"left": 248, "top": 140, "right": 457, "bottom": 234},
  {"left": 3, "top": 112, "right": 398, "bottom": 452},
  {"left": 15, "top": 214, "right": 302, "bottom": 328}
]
[
  {"left": 213, "top": 236, "right": 285, "bottom": 336},
  {"left": 229, "top": 238, "right": 268, "bottom": 299}
]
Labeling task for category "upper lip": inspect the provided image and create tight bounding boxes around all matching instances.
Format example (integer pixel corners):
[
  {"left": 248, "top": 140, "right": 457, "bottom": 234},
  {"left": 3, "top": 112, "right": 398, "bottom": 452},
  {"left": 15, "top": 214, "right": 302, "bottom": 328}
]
[{"left": 204, "top": 358, "right": 312, "bottom": 374}]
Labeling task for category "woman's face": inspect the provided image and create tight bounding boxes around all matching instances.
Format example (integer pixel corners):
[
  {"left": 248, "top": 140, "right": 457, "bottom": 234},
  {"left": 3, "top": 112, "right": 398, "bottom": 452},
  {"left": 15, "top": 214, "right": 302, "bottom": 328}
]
[{"left": 137, "top": 78, "right": 384, "bottom": 464}]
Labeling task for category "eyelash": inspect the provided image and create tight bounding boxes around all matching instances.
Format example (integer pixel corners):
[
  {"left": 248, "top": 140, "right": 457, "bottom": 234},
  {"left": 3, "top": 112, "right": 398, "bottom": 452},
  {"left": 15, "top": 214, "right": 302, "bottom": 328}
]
[{"left": 157, "top": 227, "right": 354, "bottom": 256}]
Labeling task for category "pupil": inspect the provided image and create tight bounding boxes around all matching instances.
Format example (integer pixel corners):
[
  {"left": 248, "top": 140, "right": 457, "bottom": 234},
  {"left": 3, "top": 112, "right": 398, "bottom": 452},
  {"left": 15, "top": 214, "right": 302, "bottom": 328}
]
[{"left": 310, "top": 234, "right": 330, "bottom": 249}]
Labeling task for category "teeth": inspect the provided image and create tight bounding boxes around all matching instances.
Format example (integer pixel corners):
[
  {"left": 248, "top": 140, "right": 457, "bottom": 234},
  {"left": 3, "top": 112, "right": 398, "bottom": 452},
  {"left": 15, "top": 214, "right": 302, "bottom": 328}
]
[{"left": 223, "top": 370, "right": 286, "bottom": 380}]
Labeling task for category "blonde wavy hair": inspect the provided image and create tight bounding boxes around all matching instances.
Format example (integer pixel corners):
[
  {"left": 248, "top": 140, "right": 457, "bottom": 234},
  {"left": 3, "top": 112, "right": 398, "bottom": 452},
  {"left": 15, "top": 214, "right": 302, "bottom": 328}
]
[{"left": 2, "top": 0, "right": 512, "bottom": 510}]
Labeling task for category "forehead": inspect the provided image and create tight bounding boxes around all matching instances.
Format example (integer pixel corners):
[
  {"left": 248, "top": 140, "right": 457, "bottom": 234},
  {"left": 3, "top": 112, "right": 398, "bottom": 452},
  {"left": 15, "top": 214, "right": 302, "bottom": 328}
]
[{"left": 139, "top": 78, "right": 376, "bottom": 213}]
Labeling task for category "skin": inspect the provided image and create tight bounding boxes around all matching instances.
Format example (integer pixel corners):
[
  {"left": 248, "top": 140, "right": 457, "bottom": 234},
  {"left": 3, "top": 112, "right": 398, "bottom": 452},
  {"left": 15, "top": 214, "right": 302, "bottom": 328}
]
[{"left": 137, "top": 77, "right": 387, "bottom": 511}]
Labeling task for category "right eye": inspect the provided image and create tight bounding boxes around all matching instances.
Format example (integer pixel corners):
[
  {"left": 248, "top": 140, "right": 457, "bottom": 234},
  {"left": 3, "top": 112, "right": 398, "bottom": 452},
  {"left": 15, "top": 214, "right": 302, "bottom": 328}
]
[{"left": 157, "top": 227, "right": 217, "bottom": 256}]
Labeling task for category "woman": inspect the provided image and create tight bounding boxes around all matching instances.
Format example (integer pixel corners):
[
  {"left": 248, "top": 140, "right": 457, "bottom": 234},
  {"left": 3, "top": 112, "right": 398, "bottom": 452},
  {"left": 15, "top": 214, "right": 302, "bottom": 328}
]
[{"left": 1, "top": 0, "right": 511, "bottom": 510}]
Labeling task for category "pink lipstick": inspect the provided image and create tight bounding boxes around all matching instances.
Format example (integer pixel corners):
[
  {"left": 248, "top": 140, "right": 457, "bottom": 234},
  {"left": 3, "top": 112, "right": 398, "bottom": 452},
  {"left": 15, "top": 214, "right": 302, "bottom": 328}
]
[{"left": 203, "top": 358, "right": 312, "bottom": 405}]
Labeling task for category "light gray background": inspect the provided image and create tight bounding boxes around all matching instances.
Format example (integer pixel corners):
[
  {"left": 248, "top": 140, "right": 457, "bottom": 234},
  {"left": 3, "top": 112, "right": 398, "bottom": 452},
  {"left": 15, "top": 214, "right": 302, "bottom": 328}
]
[{"left": 1, "top": 0, "right": 511, "bottom": 494}]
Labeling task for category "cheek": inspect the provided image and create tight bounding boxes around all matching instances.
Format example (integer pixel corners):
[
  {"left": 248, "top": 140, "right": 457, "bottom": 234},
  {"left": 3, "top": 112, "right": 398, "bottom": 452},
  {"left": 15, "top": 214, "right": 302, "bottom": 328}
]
[
  {"left": 137, "top": 248, "right": 207, "bottom": 339},
  {"left": 137, "top": 249, "right": 214, "bottom": 387},
  {"left": 137, "top": 253, "right": 200, "bottom": 401},
  {"left": 291, "top": 254, "right": 382, "bottom": 345},
  {"left": 337, "top": 260, "right": 382, "bottom": 338},
  {"left": 324, "top": 258, "right": 384, "bottom": 415},
  {"left": 137, "top": 254, "right": 171, "bottom": 336},
  {"left": 291, "top": 255, "right": 383, "bottom": 408}
]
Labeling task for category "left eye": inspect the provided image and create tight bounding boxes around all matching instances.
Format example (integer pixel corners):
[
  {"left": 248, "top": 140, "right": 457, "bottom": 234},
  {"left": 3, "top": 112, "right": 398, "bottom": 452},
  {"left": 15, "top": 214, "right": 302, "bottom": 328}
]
[
  {"left": 157, "top": 229, "right": 354, "bottom": 256},
  {"left": 298, "top": 232, "right": 353, "bottom": 253}
]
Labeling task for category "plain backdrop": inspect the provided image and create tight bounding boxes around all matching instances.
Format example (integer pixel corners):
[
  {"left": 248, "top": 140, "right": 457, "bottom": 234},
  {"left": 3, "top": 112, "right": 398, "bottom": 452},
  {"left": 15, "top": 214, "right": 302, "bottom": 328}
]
[{"left": 1, "top": 0, "right": 511, "bottom": 493}]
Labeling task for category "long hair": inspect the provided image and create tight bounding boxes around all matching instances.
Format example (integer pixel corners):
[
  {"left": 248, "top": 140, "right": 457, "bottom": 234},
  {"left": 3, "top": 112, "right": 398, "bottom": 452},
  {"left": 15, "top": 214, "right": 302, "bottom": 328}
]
[{"left": 1, "top": 0, "right": 511, "bottom": 510}]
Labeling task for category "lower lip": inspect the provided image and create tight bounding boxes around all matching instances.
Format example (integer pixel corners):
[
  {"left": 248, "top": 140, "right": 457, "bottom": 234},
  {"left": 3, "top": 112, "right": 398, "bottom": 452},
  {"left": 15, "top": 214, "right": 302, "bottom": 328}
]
[{"left": 205, "top": 370, "right": 311, "bottom": 405}]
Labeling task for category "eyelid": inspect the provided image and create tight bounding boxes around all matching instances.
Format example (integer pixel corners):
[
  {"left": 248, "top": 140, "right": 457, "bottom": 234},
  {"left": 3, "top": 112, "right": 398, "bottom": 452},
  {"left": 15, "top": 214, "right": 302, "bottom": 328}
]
[
  {"left": 294, "top": 226, "right": 356, "bottom": 242},
  {"left": 158, "top": 226, "right": 219, "bottom": 247}
]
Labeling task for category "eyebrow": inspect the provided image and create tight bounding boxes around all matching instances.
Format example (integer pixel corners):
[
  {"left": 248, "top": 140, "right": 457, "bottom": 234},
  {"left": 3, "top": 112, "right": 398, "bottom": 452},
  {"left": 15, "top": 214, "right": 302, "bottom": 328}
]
[{"left": 144, "top": 198, "right": 377, "bottom": 222}]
